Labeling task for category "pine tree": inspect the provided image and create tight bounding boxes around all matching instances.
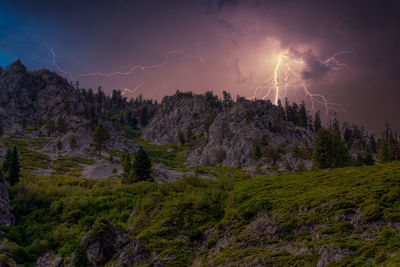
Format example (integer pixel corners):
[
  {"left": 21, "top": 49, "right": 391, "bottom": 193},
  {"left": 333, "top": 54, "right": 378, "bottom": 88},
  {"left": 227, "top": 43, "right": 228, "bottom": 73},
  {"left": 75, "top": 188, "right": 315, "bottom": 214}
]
[
  {"left": 139, "top": 106, "right": 149, "bottom": 127},
  {"left": 92, "top": 122, "right": 111, "bottom": 156},
  {"left": 177, "top": 130, "right": 185, "bottom": 145},
  {"left": 299, "top": 101, "right": 308, "bottom": 128},
  {"left": 378, "top": 141, "right": 391, "bottom": 163},
  {"left": 69, "top": 135, "right": 78, "bottom": 149},
  {"left": 57, "top": 117, "right": 68, "bottom": 134},
  {"left": 254, "top": 144, "right": 262, "bottom": 160},
  {"left": 73, "top": 243, "right": 88, "bottom": 267},
  {"left": 314, "top": 111, "right": 322, "bottom": 133},
  {"left": 312, "top": 128, "right": 350, "bottom": 169},
  {"left": 132, "top": 147, "right": 152, "bottom": 182},
  {"left": 5, "top": 147, "right": 20, "bottom": 185},
  {"left": 2, "top": 148, "right": 11, "bottom": 174},
  {"left": 332, "top": 112, "right": 340, "bottom": 132},
  {"left": 312, "top": 128, "right": 332, "bottom": 169},
  {"left": 185, "top": 123, "right": 193, "bottom": 143},
  {"left": 330, "top": 130, "right": 351, "bottom": 168},
  {"left": 363, "top": 145, "right": 374, "bottom": 165}
]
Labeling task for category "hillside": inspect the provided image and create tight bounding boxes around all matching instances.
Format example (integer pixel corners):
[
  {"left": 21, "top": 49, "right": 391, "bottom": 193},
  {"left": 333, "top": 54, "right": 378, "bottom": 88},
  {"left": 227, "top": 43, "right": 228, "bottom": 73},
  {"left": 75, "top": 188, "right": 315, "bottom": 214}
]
[
  {"left": 1, "top": 159, "right": 400, "bottom": 266},
  {"left": 0, "top": 61, "right": 397, "bottom": 266}
]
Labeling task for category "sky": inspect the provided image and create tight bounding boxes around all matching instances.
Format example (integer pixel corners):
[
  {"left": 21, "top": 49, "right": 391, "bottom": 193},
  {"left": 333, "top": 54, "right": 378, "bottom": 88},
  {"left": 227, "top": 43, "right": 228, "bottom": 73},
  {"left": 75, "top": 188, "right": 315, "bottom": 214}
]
[{"left": 0, "top": 0, "right": 399, "bottom": 131}]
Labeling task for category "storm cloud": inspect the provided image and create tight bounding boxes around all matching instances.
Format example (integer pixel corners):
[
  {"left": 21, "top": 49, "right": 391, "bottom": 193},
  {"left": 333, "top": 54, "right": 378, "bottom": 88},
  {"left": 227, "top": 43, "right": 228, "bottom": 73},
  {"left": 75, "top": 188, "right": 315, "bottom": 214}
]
[{"left": 0, "top": 0, "right": 399, "bottom": 130}]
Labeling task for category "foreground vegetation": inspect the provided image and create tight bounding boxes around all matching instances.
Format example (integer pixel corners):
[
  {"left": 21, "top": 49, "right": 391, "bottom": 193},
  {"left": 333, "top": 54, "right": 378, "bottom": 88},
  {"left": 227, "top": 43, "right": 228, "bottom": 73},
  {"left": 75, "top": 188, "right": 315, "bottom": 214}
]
[{"left": 1, "top": 158, "right": 400, "bottom": 265}]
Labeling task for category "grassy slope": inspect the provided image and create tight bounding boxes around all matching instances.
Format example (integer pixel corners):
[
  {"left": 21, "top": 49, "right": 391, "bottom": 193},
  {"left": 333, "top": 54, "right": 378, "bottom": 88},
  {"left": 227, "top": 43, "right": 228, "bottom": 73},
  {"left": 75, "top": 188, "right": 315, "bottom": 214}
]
[{"left": 1, "top": 137, "right": 400, "bottom": 265}]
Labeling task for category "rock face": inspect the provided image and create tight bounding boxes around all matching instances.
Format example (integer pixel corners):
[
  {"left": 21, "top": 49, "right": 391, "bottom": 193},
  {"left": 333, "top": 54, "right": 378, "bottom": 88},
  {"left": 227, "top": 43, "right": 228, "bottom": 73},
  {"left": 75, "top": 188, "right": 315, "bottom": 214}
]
[
  {"left": 0, "top": 171, "right": 15, "bottom": 226},
  {"left": 188, "top": 98, "right": 314, "bottom": 167},
  {"left": 0, "top": 60, "right": 85, "bottom": 132},
  {"left": 144, "top": 93, "right": 314, "bottom": 168},
  {"left": 0, "top": 60, "right": 139, "bottom": 162},
  {"left": 142, "top": 91, "right": 221, "bottom": 144}
]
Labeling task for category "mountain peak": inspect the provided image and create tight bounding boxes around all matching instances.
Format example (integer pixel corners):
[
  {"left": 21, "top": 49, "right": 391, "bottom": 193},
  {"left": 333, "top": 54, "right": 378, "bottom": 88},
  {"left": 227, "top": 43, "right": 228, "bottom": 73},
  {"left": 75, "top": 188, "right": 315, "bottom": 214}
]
[{"left": 5, "top": 59, "right": 27, "bottom": 73}]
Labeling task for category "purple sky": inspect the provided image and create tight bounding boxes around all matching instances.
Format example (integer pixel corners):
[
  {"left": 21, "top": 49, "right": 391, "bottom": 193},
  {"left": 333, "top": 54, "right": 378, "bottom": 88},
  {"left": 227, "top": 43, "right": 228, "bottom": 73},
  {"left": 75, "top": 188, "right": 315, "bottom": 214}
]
[{"left": 1, "top": 0, "right": 399, "bottom": 131}]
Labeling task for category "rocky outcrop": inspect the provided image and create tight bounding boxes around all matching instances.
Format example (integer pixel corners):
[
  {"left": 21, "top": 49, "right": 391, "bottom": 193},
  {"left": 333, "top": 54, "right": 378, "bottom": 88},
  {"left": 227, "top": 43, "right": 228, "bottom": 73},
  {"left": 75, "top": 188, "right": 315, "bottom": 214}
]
[
  {"left": 35, "top": 252, "right": 63, "bottom": 267},
  {"left": 317, "top": 247, "right": 353, "bottom": 267},
  {"left": 0, "top": 172, "right": 15, "bottom": 226},
  {"left": 0, "top": 60, "right": 139, "bottom": 171},
  {"left": 142, "top": 91, "right": 221, "bottom": 144},
  {"left": 0, "top": 60, "right": 84, "bottom": 133},
  {"left": 188, "top": 98, "right": 314, "bottom": 167},
  {"left": 143, "top": 93, "right": 314, "bottom": 168}
]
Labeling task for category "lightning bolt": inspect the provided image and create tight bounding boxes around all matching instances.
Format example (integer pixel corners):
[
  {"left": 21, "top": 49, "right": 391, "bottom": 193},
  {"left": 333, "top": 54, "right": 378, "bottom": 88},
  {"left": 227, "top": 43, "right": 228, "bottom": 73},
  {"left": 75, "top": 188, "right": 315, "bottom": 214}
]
[
  {"left": 49, "top": 48, "right": 204, "bottom": 81},
  {"left": 254, "top": 50, "right": 349, "bottom": 114},
  {"left": 273, "top": 53, "right": 283, "bottom": 105},
  {"left": 121, "top": 83, "right": 144, "bottom": 97}
]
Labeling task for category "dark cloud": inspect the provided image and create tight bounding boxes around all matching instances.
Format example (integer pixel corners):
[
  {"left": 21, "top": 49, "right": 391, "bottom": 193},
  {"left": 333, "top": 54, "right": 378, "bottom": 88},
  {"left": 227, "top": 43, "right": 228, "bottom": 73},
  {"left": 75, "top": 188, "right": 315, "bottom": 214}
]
[
  {"left": 300, "top": 50, "right": 331, "bottom": 80},
  {"left": 233, "top": 58, "right": 252, "bottom": 84}
]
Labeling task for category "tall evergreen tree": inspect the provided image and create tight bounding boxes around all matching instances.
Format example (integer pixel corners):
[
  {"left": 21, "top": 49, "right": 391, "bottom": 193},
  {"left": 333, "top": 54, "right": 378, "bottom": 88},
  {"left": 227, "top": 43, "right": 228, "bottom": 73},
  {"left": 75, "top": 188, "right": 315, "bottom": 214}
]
[
  {"left": 92, "top": 122, "right": 111, "bottom": 156},
  {"left": 178, "top": 130, "right": 185, "bottom": 145},
  {"left": 132, "top": 147, "right": 152, "bottom": 182},
  {"left": 254, "top": 144, "right": 262, "bottom": 160},
  {"left": 332, "top": 112, "right": 340, "bottom": 132},
  {"left": 314, "top": 111, "right": 322, "bottom": 133},
  {"left": 2, "top": 148, "right": 11, "bottom": 174},
  {"left": 378, "top": 141, "right": 391, "bottom": 163},
  {"left": 312, "top": 128, "right": 351, "bottom": 169},
  {"left": 312, "top": 128, "right": 332, "bottom": 169},
  {"left": 5, "top": 147, "right": 20, "bottom": 185},
  {"left": 299, "top": 101, "right": 308, "bottom": 128},
  {"left": 139, "top": 106, "right": 149, "bottom": 127},
  {"left": 363, "top": 145, "right": 374, "bottom": 165}
]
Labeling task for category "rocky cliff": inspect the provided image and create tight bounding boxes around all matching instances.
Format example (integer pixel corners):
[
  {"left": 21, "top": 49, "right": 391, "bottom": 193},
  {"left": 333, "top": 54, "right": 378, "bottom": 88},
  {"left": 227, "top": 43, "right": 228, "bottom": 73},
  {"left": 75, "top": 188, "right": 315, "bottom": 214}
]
[
  {"left": 0, "top": 60, "right": 84, "bottom": 133},
  {"left": 142, "top": 91, "right": 222, "bottom": 144},
  {"left": 0, "top": 60, "right": 138, "bottom": 162},
  {"left": 143, "top": 93, "right": 314, "bottom": 170}
]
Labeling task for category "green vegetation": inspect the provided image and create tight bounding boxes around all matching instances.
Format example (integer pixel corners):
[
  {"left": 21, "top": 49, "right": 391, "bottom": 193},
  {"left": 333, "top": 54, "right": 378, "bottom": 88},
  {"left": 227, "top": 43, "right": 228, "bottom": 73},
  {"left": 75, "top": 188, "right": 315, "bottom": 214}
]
[
  {"left": 2, "top": 156, "right": 400, "bottom": 265},
  {"left": 121, "top": 147, "right": 152, "bottom": 183}
]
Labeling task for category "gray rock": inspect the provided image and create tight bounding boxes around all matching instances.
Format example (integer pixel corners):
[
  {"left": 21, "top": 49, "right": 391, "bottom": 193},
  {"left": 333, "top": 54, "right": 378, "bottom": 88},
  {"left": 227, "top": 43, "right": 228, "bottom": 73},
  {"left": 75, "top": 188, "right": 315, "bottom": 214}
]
[
  {"left": 142, "top": 92, "right": 221, "bottom": 145},
  {"left": 187, "top": 99, "right": 314, "bottom": 167},
  {"left": 35, "top": 252, "right": 63, "bottom": 267},
  {"left": 81, "top": 159, "right": 122, "bottom": 179},
  {"left": 317, "top": 247, "right": 353, "bottom": 267}
]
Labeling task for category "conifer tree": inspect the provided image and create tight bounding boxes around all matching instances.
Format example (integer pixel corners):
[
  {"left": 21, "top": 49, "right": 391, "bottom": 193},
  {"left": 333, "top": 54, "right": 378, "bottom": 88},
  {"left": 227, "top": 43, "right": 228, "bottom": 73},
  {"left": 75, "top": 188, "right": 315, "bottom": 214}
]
[
  {"left": 73, "top": 243, "right": 89, "bottom": 267},
  {"left": 57, "top": 117, "right": 68, "bottom": 134},
  {"left": 363, "top": 145, "right": 374, "bottom": 165},
  {"left": 314, "top": 111, "right": 322, "bottom": 133},
  {"left": 5, "top": 147, "right": 20, "bottom": 185},
  {"left": 132, "top": 147, "right": 152, "bottom": 182},
  {"left": 312, "top": 128, "right": 332, "bottom": 169},
  {"left": 378, "top": 141, "right": 391, "bottom": 163},
  {"left": 92, "top": 122, "right": 110, "bottom": 156},
  {"left": 2, "top": 148, "right": 11, "bottom": 174},
  {"left": 254, "top": 144, "right": 262, "bottom": 160},
  {"left": 312, "top": 128, "right": 351, "bottom": 169},
  {"left": 178, "top": 130, "right": 185, "bottom": 145}
]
